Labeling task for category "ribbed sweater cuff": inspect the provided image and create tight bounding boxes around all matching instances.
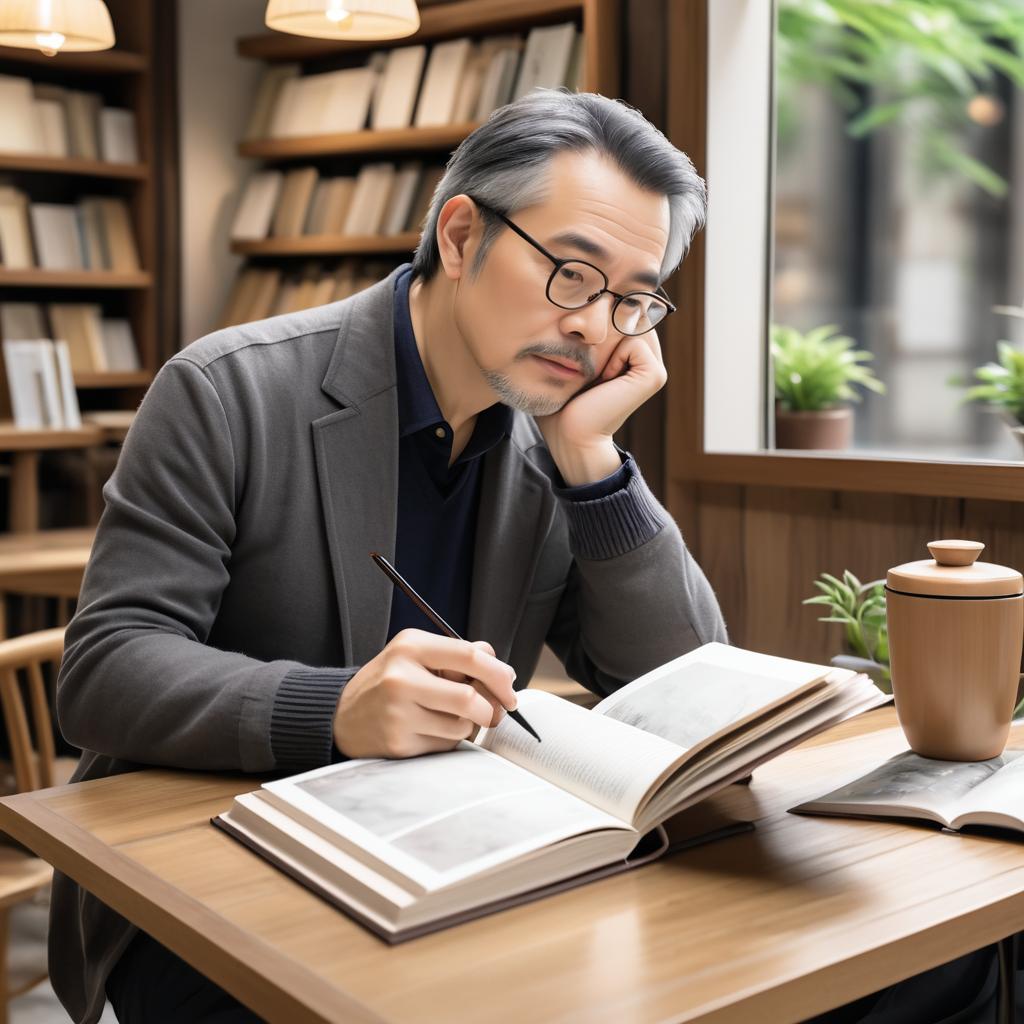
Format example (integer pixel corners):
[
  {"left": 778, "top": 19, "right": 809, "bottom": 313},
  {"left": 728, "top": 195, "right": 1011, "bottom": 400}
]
[
  {"left": 559, "top": 457, "right": 669, "bottom": 560},
  {"left": 270, "top": 666, "right": 359, "bottom": 771}
]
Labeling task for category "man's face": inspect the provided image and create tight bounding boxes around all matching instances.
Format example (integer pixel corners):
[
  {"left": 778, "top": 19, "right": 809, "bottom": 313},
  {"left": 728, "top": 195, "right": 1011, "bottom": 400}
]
[{"left": 451, "top": 150, "right": 671, "bottom": 416}]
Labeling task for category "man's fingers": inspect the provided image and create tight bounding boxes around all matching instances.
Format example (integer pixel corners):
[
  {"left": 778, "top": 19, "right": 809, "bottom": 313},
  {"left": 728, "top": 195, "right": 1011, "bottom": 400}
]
[
  {"left": 392, "top": 630, "right": 516, "bottom": 709},
  {"left": 470, "top": 679, "right": 506, "bottom": 727},
  {"left": 410, "top": 704, "right": 477, "bottom": 743},
  {"left": 406, "top": 670, "right": 498, "bottom": 729}
]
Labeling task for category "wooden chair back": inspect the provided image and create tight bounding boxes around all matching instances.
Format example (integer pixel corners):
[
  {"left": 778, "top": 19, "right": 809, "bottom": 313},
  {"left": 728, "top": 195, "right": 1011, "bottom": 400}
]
[{"left": 0, "top": 628, "right": 63, "bottom": 794}]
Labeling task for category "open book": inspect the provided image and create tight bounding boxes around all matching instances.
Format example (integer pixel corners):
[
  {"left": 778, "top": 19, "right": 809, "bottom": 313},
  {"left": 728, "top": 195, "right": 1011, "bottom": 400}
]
[
  {"left": 214, "top": 642, "right": 886, "bottom": 941},
  {"left": 792, "top": 747, "right": 1024, "bottom": 835}
]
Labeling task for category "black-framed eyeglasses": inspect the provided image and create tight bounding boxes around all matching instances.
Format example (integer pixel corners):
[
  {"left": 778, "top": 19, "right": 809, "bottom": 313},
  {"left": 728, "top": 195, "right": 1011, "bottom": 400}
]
[{"left": 472, "top": 200, "right": 676, "bottom": 337}]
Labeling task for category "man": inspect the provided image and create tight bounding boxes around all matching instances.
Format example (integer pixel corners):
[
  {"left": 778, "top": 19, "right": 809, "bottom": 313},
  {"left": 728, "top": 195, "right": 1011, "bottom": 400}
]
[{"left": 51, "top": 89, "right": 727, "bottom": 1023}]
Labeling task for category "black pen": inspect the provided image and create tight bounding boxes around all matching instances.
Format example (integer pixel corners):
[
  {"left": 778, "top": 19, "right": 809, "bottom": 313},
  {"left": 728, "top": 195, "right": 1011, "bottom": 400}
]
[{"left": 370, "top": 552, "right": 541, "bottom": 743}]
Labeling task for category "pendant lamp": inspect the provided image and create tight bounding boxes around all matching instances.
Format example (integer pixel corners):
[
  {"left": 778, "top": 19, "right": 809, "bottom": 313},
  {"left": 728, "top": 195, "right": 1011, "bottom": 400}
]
[
  {"left": 0, "top": 0, "right": 115, "bottom": 56},
  {"left": 265, "top": 0, "right": 420, "bottom": 42}
]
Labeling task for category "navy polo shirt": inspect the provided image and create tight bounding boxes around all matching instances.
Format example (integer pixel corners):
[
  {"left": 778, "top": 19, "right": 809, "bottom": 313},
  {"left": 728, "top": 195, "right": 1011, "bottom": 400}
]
[{"left": 388, "top": 265, "right": 630, "bottom": 640}]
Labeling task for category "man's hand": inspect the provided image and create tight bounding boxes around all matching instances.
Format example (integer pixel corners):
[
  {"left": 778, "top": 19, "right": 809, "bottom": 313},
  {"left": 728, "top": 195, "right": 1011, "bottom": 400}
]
[
  {"left": 535, "top": 329, "right": 666, "bottom": 486},
  {"left": 334, "top": 629, "right": 518, "bottom": 759}
]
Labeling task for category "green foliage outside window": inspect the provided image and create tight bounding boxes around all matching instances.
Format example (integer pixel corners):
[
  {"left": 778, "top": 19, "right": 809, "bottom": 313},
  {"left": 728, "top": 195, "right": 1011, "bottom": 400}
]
[{"left": 777, "top": 0, "right": 1024, "bottom": 196}]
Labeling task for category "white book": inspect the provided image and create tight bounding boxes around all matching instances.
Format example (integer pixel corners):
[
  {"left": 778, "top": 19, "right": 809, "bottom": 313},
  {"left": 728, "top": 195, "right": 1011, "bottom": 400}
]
[
  {"left": 53, "top": 340, "right": 81, "bottom": 428},
  {"left": 29, "top": 204, "right": 83, "bottom": 271},
  {"left": 100, "top": 318, "right": 139, "bottom": 372},
  {"left": 99, "top": 108, "right": 139, "bottom": 163},
  {"left": 287, "top": 72, "right": 339, "bottom": 137},
  {"left": 380, "top": 163, "right": 422, "bottom": 237},
  {"left": 3, "top": 340, "right": 45, "bottom": 428},
  {"left": 244, "top": 64, "right": 300, "bottom": 141},
  {"left": 215, "top": 642, "right": 887, "bottom": 941},
  {"left": 373, "top": 45, "right": 427, "bottom": 130},
  {"left": 0, "top": 75, "right": 43, "bottom": 154},
  {"left": 343, "top": 163, "right": 396, "bottom": 236},
  {"left": 414, "top": 39, "right": 473, "bottom": 128},
  {"left": 474, "top": 48, "right": 521, "bottom": 120},
  {"left": 231, "top": 171, "right": 284, "bottom": 241},
  {"left": 3, "top": 340, "right": 63, "bottom": 428},
  {"left": 34, "top": 99, "right": 69, "bottom": 157},
  {"left": 0, "top": 189, "right": 35, "bottom": 268},
  {"left": 0, "top": 302, "right": 46, "bottom": 341},
  {"left": 268, "top": 77, "right": 305, "bottom": 138},
  {"left": 318, "top": 66, "right": 379, "bottom": 135},
  {"left": 512, "top": 23, "right": 577, "bottom": 100}
]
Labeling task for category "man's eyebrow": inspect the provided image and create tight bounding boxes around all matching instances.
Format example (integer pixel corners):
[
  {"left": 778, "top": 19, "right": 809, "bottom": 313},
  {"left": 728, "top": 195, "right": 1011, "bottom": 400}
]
[{"left": 548, "top": 230, "right": 662, "bottom": 290}]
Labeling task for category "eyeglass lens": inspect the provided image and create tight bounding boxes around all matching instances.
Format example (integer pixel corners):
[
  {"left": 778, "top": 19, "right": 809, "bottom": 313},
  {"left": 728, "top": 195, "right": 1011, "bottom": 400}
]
[{"left": 547, "top": 261, "right": 669, "bottom": 336}]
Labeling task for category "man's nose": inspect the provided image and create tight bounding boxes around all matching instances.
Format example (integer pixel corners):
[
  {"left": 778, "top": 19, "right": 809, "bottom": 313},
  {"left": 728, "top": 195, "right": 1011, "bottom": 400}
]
[{"left": 559, "top": 293, "right": 614, "bottom": 346}]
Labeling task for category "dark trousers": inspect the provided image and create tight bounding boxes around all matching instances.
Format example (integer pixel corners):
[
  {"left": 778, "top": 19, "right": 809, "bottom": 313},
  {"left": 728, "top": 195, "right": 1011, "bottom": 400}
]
[{"left": 105, "top": 930, "right": 264, "bottom": 1023}]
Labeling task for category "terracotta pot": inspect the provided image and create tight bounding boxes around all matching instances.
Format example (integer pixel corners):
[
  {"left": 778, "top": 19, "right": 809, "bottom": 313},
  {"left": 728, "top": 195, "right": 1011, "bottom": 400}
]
[
  {"left": 774, "top": 406, "right": 853, "bottom": 450},
  {"left": 886, "top": 540, "right": 1024, "bottom": 761}
]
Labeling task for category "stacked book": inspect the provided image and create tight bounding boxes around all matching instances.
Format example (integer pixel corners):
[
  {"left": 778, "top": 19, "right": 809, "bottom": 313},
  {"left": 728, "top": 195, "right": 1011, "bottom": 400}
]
[
  {"left": 0, "top": 73, "right": 139, "bottom": 162},
  {"left": 218, "top": 258, "right": 400, "bottom": 329},
  {"left": 231, "top": 162, "right": 444, "bottom": 242},
  {"left": 245, "top": 22, "right": 582, "bottom": 139},
  {"left": 0, "top": 187, "right": 140, "bottom": 271},
  {"left": 0, "top": 302, "right": 139, "bottom": 375}
]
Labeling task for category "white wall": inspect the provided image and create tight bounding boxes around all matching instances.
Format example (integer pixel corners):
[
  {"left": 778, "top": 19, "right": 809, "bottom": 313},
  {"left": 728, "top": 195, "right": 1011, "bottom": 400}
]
[{"left": 177, "top": 0, "right": 267, "bottom": 348}]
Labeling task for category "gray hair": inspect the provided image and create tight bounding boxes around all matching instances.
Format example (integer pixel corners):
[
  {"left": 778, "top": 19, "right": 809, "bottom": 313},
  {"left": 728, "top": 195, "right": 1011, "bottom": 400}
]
[{"left": 410, "top": 89, "right": 706, "bottom": 283}]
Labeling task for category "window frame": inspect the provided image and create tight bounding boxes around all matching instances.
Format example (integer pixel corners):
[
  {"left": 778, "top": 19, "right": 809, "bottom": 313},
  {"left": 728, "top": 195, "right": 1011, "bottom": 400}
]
[{"left": 663, "top": 0, "right": 1024, "bottom": 503}]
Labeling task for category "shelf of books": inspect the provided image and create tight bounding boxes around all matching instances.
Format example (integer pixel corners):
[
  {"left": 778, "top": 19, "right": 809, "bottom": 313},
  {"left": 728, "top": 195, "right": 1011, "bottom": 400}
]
[
  {"left": 0, "top": 0, "right": 159, "bottom": 530},
  {"left": 221, "top": 0, "right": 619, "bottom": 329}
]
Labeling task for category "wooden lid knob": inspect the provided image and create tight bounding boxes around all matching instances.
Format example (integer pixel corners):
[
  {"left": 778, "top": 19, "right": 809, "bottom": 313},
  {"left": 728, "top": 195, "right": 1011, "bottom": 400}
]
[{"left": 927, "top": 540, "right": 985, "bottom": 567}]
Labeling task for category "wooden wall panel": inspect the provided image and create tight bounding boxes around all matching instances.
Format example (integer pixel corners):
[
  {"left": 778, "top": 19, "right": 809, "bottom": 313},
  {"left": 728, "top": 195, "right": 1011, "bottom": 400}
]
[{"left": 677, "top": 486, "right": 1024, "bottom": 668}]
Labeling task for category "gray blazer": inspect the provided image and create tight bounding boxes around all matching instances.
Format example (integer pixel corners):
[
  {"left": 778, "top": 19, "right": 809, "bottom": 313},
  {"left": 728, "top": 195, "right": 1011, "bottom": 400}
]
[{"left": 50, "top": 266, "right": 727, "bottom": 1023}]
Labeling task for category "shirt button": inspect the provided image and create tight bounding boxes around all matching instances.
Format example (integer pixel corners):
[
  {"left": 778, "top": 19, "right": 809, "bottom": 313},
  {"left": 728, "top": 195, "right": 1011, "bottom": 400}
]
[{"left": 435, "top": 427, "right": 446, "bottom": 439}]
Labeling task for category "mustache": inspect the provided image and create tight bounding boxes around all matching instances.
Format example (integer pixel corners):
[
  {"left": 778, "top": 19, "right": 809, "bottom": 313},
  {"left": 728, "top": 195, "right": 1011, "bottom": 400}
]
[{"left": 516, "top": 343, "right": 595, "bottom": 380}]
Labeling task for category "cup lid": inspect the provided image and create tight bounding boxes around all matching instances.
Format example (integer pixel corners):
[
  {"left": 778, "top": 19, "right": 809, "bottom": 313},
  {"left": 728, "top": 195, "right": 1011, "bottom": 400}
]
[{"left": 887, "top": 540, "right": 1023, "bottom": 598}]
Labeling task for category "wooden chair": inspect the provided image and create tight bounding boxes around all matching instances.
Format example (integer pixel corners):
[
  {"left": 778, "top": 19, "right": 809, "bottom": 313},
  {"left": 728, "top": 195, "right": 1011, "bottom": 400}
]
[{"left": 0, "top": 627, "right": 67, "bottom": 1022}]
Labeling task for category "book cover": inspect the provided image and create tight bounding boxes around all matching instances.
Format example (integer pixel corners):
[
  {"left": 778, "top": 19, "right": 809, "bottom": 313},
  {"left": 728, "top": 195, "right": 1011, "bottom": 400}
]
[
  {"left": 0, "top": 74, "right": 43, "bottom": 154},
  {"left": 29, "top": 204, "right": 84, "bottom": 271},
  {"left": 373, "top": 46, "right": 427, "bottom": 131},
  {"left": 99, "top": 108, "right": 139, "bottom": 164},
  {"left": 512, "top": 23, "right": 577, "bottom": 100},
  {"left": 414, "top": 38, "right": 473, "bottom": 128}
]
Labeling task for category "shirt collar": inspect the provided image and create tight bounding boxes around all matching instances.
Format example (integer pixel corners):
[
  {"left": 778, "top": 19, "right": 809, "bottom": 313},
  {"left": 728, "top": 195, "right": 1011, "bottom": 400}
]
[{"left": 393, "top": 266, "right": 513, "bottom": 456}]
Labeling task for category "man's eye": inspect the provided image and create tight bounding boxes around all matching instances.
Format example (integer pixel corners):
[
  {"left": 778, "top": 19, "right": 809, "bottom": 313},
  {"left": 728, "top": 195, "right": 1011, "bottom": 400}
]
[
  {"left": 621, "top": 296, "right": 643, "bottom": 310},
  {"left": 559, "top": 267, "right": 584, "bottom": 284}
]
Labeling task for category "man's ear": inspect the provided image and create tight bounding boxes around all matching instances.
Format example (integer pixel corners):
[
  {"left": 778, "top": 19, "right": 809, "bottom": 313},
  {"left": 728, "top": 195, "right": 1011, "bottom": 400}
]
[{"left": 436, "top": 196, "right": 478, "bottom": 282}]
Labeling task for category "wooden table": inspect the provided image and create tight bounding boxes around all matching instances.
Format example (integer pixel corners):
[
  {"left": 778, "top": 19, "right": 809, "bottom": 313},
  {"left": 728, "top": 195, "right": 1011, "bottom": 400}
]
[
  {"left": 2, "top": 709, "right": 1024, "bottom": 1024},
  {"left": 0, "top": 527, "right": 93, "bottom": 637},
  {"left": 0, "top": 425, "right": 103, "bottom": 533}
]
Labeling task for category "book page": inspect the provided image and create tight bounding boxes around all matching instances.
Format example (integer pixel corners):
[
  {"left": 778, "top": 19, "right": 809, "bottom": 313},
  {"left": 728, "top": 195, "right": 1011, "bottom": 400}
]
[
  {"left": 262, "top": 743, "right": 625, "bottom": 892},
  {"left": 949, "top": 749, "right": 1024, "bottom": 829},
  {"left": 593, "top": 642, "right": 831, "bottom": 752},
  {"left": 796, "top": 749, "right": 1016, "bottom": 825},
  {"left": 477, "top": 690, "right": 686, "bottom": 824}
]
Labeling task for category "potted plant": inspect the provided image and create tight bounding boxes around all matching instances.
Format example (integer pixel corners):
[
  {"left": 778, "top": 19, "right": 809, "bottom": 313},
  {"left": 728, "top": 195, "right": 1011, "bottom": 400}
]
[
  {"left": 771, "top": 324, "right": 887, "bottom": 449},
  {"left": 958, "top": 298, "right": 1024, "bottom": 455},
  {"left": 803, "top": 570, "right": 891, "bottom": 693}
]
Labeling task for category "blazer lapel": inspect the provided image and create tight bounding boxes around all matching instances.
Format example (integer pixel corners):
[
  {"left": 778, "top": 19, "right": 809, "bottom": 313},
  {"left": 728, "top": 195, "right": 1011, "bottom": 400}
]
[
  {"left": 468, "top": 426, "right": 554, "bottom": 660},
  {"left": 313, "top": 271, "right": 403, "bottom": 665}
]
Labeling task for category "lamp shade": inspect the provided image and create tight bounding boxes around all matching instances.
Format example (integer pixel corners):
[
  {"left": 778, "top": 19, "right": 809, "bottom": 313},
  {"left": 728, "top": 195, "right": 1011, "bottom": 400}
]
[
  {"left": 265, "top": 0, "right": 420, "bottom": 41},
  {"left": 0, "top": 0, "right": 115, "bottom": 53}
]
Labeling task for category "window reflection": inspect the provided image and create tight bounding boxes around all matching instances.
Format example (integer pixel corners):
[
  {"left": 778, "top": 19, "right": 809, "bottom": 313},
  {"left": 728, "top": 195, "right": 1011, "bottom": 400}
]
[{"left": 771, "top": 0, "right": 1024, "bottom": 460}]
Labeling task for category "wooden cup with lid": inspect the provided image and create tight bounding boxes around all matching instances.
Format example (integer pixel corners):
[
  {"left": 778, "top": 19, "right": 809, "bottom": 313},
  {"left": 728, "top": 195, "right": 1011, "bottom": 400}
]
[{"left": 886, "top": 540, "right": 1024, "bottom": 761}]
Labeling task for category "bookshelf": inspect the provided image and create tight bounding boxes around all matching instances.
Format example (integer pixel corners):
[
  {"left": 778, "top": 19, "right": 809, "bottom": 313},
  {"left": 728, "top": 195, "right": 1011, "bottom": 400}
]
[
  {"left": 0, "top": 0, "right": 165, "bottom": 530},
  {"left": 225, "top": 0, "right": 620, "bottom": 324}
]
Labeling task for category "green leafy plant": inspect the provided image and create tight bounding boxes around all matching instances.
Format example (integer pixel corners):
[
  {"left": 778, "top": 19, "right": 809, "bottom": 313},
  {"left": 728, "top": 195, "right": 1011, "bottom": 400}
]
[
  {"left": 804, "top": 571, "right": 891, "bottom": 691},
  {"left": 961, "top": 342, "right": 1024, "bottom": 425},
  {"left": 777, "top": 0, "right": 1024, "bottom": 197},
  {"left": 772, "top": 324, "right": 886, "bottom": 412}
]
